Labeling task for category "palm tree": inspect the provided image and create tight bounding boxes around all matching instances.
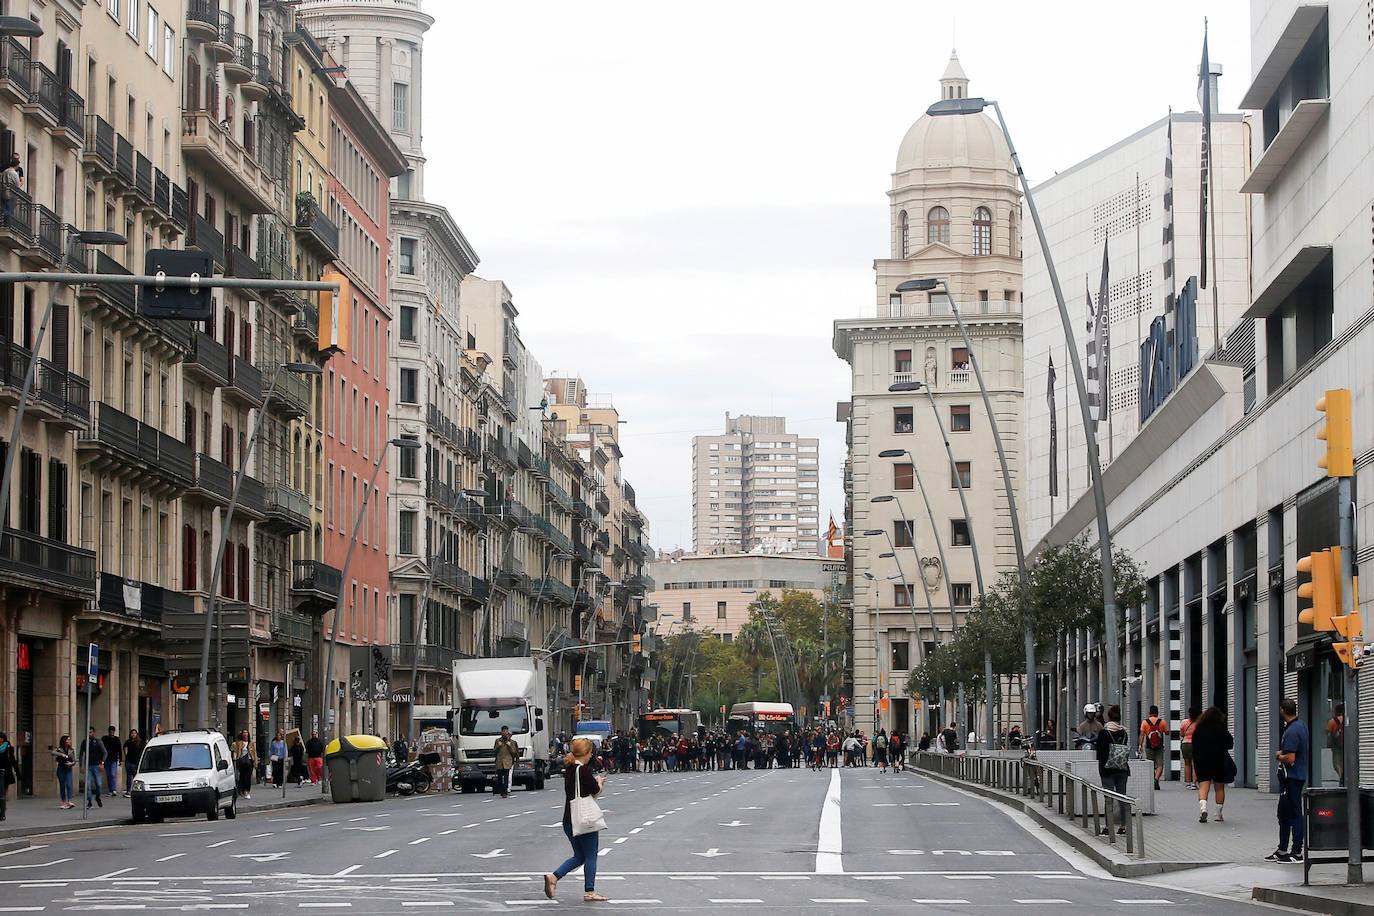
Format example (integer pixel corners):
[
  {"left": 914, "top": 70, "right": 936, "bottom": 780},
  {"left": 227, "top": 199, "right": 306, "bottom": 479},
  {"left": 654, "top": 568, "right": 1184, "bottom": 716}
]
[{"left": 735, "top": 619, "right": 770, "bottom": 693}]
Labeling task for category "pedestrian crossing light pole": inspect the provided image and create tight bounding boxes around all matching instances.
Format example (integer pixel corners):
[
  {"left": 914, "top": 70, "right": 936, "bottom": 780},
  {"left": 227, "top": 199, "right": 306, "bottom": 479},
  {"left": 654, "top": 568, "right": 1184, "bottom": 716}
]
[{"left": 1312, "top": 388, "right": 1362, "bottom": 884}]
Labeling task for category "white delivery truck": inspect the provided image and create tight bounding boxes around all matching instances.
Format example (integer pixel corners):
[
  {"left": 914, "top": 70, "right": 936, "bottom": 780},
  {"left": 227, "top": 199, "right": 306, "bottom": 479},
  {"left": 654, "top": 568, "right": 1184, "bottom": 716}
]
[{"left": 451, "top": 657, "right": 549, "bottom": 793}]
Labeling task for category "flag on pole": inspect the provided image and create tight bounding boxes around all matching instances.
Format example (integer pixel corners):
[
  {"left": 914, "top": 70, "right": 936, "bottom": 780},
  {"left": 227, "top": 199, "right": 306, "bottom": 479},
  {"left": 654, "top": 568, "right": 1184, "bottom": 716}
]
[
  {"left": 1162, "top": 112, "right": 1176, "bottom": 317},
  {"left": 1198, "top": 21, "right": 1212, "bottom": 289},
  {"left": 1084, "top": 243, "right": 1110, "bottom": 424},
  {"left": 1047, "top": 354, "right": 1058, "bottom": 498},
  {"left": 1085, "top": 280, "right": 1099, "bottom": 429}
]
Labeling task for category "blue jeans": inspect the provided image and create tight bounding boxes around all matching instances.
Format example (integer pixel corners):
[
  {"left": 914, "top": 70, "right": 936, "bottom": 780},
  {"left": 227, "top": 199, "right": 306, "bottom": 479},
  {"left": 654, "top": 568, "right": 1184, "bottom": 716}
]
[
  {"left": 104, "top": 760, "right": 118, "bottom": 793},
  {"left": 86, "top": 765, "right": 103, "bottom": 801},
  {"left": 1279, "top": 778, "right": 1305, "bottom": 852},
  {"left": 56, "top": 767, "right": 73, "bottom": 803},
  {"left": 554, "top": 822, "right": 599, "bottom": 891}
]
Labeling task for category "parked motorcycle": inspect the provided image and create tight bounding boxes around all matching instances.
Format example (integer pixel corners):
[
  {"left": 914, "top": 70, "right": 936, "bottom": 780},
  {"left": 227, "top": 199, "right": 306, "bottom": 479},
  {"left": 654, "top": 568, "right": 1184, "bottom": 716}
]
[{"left": 387, "top": 751, "right": 441, "bottom": 795}]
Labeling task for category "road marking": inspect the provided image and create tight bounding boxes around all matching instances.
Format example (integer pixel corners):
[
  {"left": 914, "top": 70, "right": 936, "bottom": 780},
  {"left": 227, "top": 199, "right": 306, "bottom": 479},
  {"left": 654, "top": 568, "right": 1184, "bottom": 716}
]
[
  {"left": 1036, "top": 874, "right": 1085, "bottom": 880},
  {"left": 155, "top": 854, "right": 185, "bottom": 862},
  {"left": 374, "top": 850, "right": 397, "bottom": 859},
  {"left": 0, "top": 846, "right": 46, "bottom": 859},
  {"left": 250, "top": 833, "right": 274, "bottom": 838},
  {"left": 0, "top": 859, "right": 72, "bottom": 871},
  {"left": 503, "top": 903, "right": 552, "bottom": 907},
  {"left": 439, "top": 829, "right": 457, "bottom": 836},
  {"left": 1015, "top": 900, "right": 1070, "bottom": 905},
  {"left": 669, "top": 876, "right": 717, "bottom": 881},
  {"left": 400, "top": 905, "right": 454, "bottom": 909},
  {"left": 614, "top": 837, "right": 628, "bottom": 844},
  {"left": 0, "top": 907, "right": 46, "bottom": 912},
  {"left": 718, "top": 820, "right": 748, "bottom": 828},
  {"left": 472, "top": 849, "right": 510, "bottom": 859},
  {"left": 628, "top": 828, "right": 642, "bottom": 835},
  {"left": 297, "top": 905, "right": 349, "bottom": 910},
  {"left": 319, "top": 822, "right": 338, "bottom": 827},
  {"left": 390, "top": 878, "right": 439, "bottom": 883},
  {"left": 945, "top": 875, "right": 994, "bottom": 880},
  {"left": 160, "top": 830, "right": 212, "bottom": 837},
  {"left": 759, "top": 875, "right": 809, "bottom": 880},
  {"left": 606, "top": 901, "right": 660, "bottom": 905},
  {"left": 598, "top": 848, "right": 611, "bottom": 857},
  {"left": 853, "top": 875, "right": 901, "bottom": 880},
  {"left": 286, "top": 826, "right": 308, "bottom": 832},
  {"left": 1115, "top": 900, "right": 1176, "bottom": 905},
  {"left": 271, "top": 816, "right": 309, "bottom": 822},
  {"left": 334, "top": 865, "right": 364, "bottom": 877},
  {"left": 409, "top": 838, "right": 431, "bottom": 846},
  {"left": 691, "top": 848, "right": 729, "bottom": 858},
  {"left": 462, "top": 824, "right": 481, "bottom": 829},
  {"left": 709, "top": 900, "right": 762, "bottom": 905},
  {"left": 811, "top": 899, "right": 865, "bottom": 904},
  {"left": 206, "top": 840, "right": 235, "bottom": 848},
  {"left": 913, "top": 900, "right": 970, "bottom": 905},
  {"left": 815, "top": 766, "right": 842, "bottom": 874}
]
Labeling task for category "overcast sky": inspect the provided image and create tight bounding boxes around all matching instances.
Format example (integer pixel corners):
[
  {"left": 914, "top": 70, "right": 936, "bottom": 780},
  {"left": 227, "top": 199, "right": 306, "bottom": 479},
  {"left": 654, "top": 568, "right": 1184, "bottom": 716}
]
[{"left": 422, "top": 0, "right": 1250, "bottom": 552}]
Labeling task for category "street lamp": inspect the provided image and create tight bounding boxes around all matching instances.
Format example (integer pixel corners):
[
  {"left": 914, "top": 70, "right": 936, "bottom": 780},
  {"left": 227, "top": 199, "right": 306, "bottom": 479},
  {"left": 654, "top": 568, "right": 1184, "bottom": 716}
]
[
  {"left": 0, "top": 231, "right": 126, "bottom": 551},
  {"left": 0, "top": 18, "right": 43, "bottom": 37},
  {"left": 322, "top": 437, "right": 422, "bottom": 742},
  {"left": 196, "top": 361, "right": 322, "bottom": 729},
  {"left": 895, "top": 276, "right": 1038, "bottom": 738},
  {"left": 924, "top": 94, "right": 1120, "bottom": 708}
]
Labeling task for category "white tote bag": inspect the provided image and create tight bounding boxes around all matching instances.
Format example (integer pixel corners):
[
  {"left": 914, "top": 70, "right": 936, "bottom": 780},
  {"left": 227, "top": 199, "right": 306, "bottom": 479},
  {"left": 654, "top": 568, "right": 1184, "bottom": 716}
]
[{"left": 569, "top": 764, "right": 606, "bottom": 837}]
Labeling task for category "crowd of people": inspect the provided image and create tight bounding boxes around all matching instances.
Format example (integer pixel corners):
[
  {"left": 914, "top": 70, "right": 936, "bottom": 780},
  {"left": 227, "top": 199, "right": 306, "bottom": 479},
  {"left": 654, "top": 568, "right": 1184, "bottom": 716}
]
[{"left": 547, "top": 726, "right": 911, "bottom": 773}]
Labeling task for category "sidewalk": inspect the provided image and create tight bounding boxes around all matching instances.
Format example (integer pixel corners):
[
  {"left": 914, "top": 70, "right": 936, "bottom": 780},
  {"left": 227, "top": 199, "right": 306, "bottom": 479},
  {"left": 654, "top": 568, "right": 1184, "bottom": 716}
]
[{"left": 0, "top": 780, "right": 328, "bottom": 840}]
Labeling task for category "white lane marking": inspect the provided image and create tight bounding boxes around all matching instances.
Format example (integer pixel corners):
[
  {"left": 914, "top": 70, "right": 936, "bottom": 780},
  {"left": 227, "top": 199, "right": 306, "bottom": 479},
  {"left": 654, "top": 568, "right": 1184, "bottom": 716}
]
[
  {"left": 605, "top": 901, "right": 661, "bottom": 905},
  {"left": 815, "top": 766, "right": 842, "bottom": 875},
  {"left": 400, "top": 905, "right": 454, "bottom": 909},
  {"left": 297, "top": 905, "right": 349, "bottom": 910},
  {"left": 597, "top": 848, "right": 611, "bottom": 857},
  {"left": 206, "top": 840, "right": 235, "bottom": 848},
  {"left": 759, "top": 875, "right": 809, "bottom": 880},
  {"left": 318, "top": 822, "right": 338, "bottom": 827},
  {"left": 852, "top": 875, "right": 901, "bottom": 880},
  {"left": 270, "top": 816, "right": 309, "bottom": 822},
  {"left": 439, "top": 829, "right": 457, "bottom": 836},
  {"left": 0, "top": 859, "right": 72, "bottom": 871},
  {"left": 159, "top": 830, "right": 212, "bottom": 837},
  {"left": 913, "top": 900, "right": 970, "bottom": 905},
  {"left": 409, "top": 838, "right": 431, "bottom": 846},
  {"left": 1036, "top": 874, "right": 1086, "bottom": 879},
  {"left": 613, "top": 837, "right": 628, "bottom": 844},
  {"left": 286, "top": 826, "right": 308, "bottom": 832},
  {"left": 946, "top": 875, "right": 994, "bottom": 880},
  {"left": 390, "top": 878, "right": 439, "bottom": 883},
  {"left": 669, "top": 876, "right": 717, "bottom": 881},
  {"left": 503, "top": 903, "right": 552, "bottom": 908},
  {"left": 155, "top": 854, "right": 185, "bottom": 862},
  {"left": 334, "top": 864, "right": 363, "bottom": 877},
  {"left": 811, "top": 899, "right": 866, "bottom": 904},
  {"left": 250, "top": 833, "right": 274, "bottom": 839},
  {"left": 1115, "top": 900, "right": 1177, "bottom": 905},
  {"left": 0, "top": 845, "right": 47, "bottom": 859},
  {"left": 628, "top": 828, "right": 642, "bottom": 835},
  {"left": 1016, "top": 900, "right": 1070, "bottom": 904},
  {"left": 0, "top": 907, "right": 47, "bottom": 912},
  {"left": 374, "top": 850, "right": 397, "bottom": 859}
]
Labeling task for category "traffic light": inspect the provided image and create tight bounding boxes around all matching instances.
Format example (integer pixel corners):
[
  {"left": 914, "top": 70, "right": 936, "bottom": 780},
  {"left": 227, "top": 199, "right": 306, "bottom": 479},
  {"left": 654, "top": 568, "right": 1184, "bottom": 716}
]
[
  {"left": 572, "top": 706, "right": 581, "bottom": 721},
  {"left": 1333, "top": 575, "right": 1364, "bottom": 669},
  {"left": 1297, "top": 548, "right": 1341, "bottom": 632},
  {"left": 573, "top": 674, "right": 582, "bottom": 692},
  {"left": 317, "top": 269, "right": 352, "bottom": 353},
  {"left": 631, "top": 634, "right": 642, "bottom": 653},
  {"left": 1316, "top": 389, "right": 1354, "bottom": 478},
  {"left": 140, "top": 249, "right": 214, "bottom": 320}
]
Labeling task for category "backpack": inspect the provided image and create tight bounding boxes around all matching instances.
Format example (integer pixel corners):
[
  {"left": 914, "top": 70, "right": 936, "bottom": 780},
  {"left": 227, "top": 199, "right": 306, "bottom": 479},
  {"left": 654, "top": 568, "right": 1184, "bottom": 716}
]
[
  {"left": 876, "top": 735, "right": 887, "bottom": 749},
  {"left": 1104, "top": 732, "right": 1131, "bottom": 772},
  {"left": 1146, "top": 718, "right": 1166, "bottom": 750}
]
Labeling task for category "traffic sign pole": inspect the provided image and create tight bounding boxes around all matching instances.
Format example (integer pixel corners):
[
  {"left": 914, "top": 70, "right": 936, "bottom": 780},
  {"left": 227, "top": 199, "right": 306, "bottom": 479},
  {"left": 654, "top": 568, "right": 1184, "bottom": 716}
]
[{"left": 83, "top": 644, "right": 97, "bottom": 821}]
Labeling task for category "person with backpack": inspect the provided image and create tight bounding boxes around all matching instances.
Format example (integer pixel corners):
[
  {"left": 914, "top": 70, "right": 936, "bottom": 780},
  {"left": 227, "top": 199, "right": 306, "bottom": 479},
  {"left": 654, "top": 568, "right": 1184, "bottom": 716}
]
[
  {"left": 231, "top": 729, "right": 256, "bottom": 800},
  {"left": 874, "top": 730, "right": 888, "bottom": 772},
  {"left": 1191, "top": 706, "right": 1235, "bottom": 823},
  {"left": 1180, "top": 707, "right": 1199, "bottom": 788},
  {"left": 1094, "top": 705, "right": 1131, "bottom": 835},
  {"left": 1140, "top": 705, "right": 1169, "bottom": 790}
]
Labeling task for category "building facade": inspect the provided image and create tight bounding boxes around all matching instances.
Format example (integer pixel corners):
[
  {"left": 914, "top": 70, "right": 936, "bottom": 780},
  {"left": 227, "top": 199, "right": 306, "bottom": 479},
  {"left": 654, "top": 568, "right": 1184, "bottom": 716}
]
[
  {"left": 690, "top": 414, "right": 819, "bottom": 556},
  {"left": 647, "top": 552, "right": 835, "bottom": 639},
  {"left": 1036, "top": 0, "right": 1371, "bottom": 791},
  {"left": 833, "top": 54, "right": 1023, "bottom": 739}
]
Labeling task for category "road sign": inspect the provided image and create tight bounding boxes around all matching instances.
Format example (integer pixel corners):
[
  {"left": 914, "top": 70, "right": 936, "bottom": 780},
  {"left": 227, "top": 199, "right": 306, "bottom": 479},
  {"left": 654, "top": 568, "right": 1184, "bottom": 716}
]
[{"left": 87, "top": 643, "right": 98, "bottom": 674}]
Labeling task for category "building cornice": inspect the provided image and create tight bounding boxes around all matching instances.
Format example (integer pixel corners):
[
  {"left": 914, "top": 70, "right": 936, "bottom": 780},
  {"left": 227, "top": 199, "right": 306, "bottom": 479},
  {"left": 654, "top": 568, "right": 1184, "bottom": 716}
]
[{"left": 391, "top": 200, "right": 480, "bottom": 275}]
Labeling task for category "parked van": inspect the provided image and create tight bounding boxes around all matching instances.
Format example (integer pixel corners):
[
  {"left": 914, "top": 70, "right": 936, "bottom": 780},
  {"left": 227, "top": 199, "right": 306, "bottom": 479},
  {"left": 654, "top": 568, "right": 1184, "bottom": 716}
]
[{"left": 130, "top": 729, "right": 238, "bottom": 823}]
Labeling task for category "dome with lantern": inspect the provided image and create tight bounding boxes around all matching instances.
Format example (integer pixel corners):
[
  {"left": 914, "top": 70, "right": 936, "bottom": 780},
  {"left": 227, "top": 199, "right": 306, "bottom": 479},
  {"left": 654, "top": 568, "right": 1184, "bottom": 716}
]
[{"left": 894, "top": 52, "right": 1013, "bottom": 176}]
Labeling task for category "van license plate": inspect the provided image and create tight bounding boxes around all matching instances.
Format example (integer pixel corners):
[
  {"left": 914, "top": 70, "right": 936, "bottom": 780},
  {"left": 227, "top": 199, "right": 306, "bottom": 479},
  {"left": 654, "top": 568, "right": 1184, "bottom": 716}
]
[{"left": 155, "top": 794, "right": 183, "bottom": 803}]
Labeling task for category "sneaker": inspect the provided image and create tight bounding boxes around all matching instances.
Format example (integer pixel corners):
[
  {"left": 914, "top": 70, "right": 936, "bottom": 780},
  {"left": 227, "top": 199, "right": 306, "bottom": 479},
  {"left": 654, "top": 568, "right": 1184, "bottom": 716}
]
[
  {"left": 1198, "top": 811, "right": 1207, "bottom": 823},
  {"left": 1264, "top": 848, "right": 1289, "bottom": 862},
  {"left": 1289, "top": 849, "right": 1304, "bottom": 862},
  {"left": 1216, "top": 811, "right": 1224, "bottom": 823},
  {"left": 1154, "top": 779, "right": 1161, "bottom": 790},
  {"left": 1116, "top": 826, "right": 1127, "bottom": 835},
  {"left": 95, "top": 796, "right": 102, "bottom": 808}
]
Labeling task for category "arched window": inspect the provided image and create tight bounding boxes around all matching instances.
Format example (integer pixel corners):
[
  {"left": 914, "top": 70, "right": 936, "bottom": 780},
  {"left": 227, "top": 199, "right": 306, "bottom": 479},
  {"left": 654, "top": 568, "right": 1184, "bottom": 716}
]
[
  {"left": 973, "top": 206, "right": 993, "bottom": 256},
  {"left": 927, "top": 206, "right": 950, "bottom": 244},
  {"left": 899, "top": 210, "right": 909, "bottom": 258}
]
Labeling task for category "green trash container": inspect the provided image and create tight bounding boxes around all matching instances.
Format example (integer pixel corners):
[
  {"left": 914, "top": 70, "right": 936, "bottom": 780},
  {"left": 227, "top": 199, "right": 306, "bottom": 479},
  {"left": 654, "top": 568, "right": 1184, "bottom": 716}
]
[{"left": 325, "top": 735, "right": 387, "bottom": 803}]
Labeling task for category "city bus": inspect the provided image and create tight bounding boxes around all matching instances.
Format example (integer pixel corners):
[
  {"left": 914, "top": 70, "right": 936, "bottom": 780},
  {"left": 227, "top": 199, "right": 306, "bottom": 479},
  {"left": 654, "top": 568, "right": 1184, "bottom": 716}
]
[
  {"left": 727, "top": 701, "right": 796, "bottom": 736},
  {"left": 637, "top": 708, "right": 703, "bottom": 742}
]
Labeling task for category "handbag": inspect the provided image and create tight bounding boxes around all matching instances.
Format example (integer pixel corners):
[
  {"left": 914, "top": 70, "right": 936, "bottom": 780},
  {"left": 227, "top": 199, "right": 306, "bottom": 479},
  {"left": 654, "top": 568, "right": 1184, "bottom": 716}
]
[
  {"left": 569, "top": 764, "right": 606, "bottom": 837},
  {"left": 1105, "top": 739, "right": 1131, "bottom": 772},
  {"left": 1221, "top": 753, "right": 1238, "bottom": 784}
]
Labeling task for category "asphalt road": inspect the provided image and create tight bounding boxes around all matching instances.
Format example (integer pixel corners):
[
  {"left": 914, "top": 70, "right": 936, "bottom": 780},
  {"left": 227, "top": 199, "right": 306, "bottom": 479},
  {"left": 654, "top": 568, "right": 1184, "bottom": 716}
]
[{"left": 0, "top": 764, "right": 1293, "bottom": 913}]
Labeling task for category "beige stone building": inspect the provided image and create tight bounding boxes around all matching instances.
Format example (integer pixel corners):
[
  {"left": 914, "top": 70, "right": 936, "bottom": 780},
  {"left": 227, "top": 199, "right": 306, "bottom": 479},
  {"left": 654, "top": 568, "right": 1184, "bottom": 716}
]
[
  {"left": 647, "top": 552, "right": 835, "bottom": 640},
  {"left": 833, "top": 53, "right": 1023, "bottom": 738},
  {"left": 691, "top": 414, "right": 819, "bottom": 556}
]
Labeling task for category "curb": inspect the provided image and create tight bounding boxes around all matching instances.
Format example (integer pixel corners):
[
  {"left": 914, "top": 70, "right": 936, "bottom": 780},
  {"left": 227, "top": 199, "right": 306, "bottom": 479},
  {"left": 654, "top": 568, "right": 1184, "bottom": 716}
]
[
  {"left": 1252, "top": 885, "right": 1374, "bottom": 916},
  {"left": 915, "top": 767, "right": 1222, "bottom": 878},
  {"left": 0, "top": 795, "right": 328, "bottom": 840}
]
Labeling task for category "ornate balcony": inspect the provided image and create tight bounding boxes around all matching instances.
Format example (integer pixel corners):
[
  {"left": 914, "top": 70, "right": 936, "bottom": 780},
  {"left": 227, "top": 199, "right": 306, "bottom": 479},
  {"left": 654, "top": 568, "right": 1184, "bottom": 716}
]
[
  {"left": 242, "top": 52, "right": 269, "bottom": 102},
  {"left": 131, "top": 152, "right": 154, "bottom": 206},
  {"left": 272, "top": 609, "right": 314, "bottom": 653},
  {"left": 224, "top": 33, "right": 253, "bottom": 83},
  {"left": 0, "top": 344, "right": 92, "bottom": 431},
  {"left": 152, "top": 169, "right": 172, "bottom": 219},
  {"left": 96, "top": 573, "right": 191, "bottom": 630},
  {"left": 171, "top": 184, "right": 189, "bottom": 232},
  {"left": 78, "top": 402, "right": 194, "bottom": 495},
  {"left": 186, "top": 0, "right": 221, "bottom": 41},
  {"left": 21, "top": 62, "right": 60, "bottom": 129},
  {"left": 189, "top": 214, "right": 225, "bottom": 270},
  {"left": 389, "top": 643, "right": 466, "bottom": 674},
  {"left": 53, "top": 88, "right": 85, "bottom": 149},
  {"left": 186, "top": 452, "right": 233, "bottom": 505},
  {"left": 185, "top": 332, "right": 230, "bottom": 386},
  {"left": 82, "top": 114, "right": 115, "bottom": 175},
  {"left": 0, "top": 528, "right": 95, "bottom": 598},
  {"left": 267, "top": 366, "right": 310, "bottom": 419},
  {"left": 263, "top": 482, "right": 310, "bottom": 533},
  {"left": 225, "top": 356, "right": 263, "bottom": 407},
  {"left": 113, "top": 133, "right": 134, "bottom": 190},
  {"left": 294, "top": 195, "right": 339, "bottom": 260},
  {"left": 181, "top": 110, "right": 275, "bottom": 214},
  {"left": 292, "top": 559, "right": 342, "bottom": 614},
  {"left": 0, "top": 37, "right": 29, "bottom": 104},
  {"left": 235, "top": 472, "right": 266, "bottom": 520},
  {"left": 208, "top": 11, "right": 235, "bottom": 62}
]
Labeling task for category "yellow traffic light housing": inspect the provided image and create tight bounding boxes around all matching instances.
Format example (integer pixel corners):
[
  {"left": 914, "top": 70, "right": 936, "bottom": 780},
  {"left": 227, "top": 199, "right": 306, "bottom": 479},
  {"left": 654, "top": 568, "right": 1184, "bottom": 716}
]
[
  {"left": 631, "top": 634, "right": 642, "bottom": 653},
  {"left": 1316, "top": 389, "right": 1354, "bottom": 478},
  {"left": 1297, "top": 548, "right": 1341, "bottom": 632},
  {"left": 573, "top": 674, "right": 582, "bottom": 692},
  {"left": 1333, "top": 574, "right": 1364, "bottom": 669}
]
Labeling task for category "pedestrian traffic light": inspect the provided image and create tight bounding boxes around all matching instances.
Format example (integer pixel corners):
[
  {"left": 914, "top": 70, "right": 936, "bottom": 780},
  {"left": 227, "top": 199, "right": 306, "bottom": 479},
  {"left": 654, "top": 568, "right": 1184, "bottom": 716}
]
[
  {"left": 1316, "top": 389, "right": 1354, "bottom": 478},
  {"left": 1333, "top": 574, "right": 1364, "bottom": 669},
  {"left": 1297, "top": 547, "right": 1341, "bottom": 632},
  {"left": 631, "top": 634, "right": 642, "bottom": 653}
]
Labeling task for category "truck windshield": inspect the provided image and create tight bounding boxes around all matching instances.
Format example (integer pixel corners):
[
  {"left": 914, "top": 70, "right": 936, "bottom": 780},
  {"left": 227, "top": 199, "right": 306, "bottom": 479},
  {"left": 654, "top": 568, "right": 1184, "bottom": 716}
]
[
  {"left": 138, "top": 743, "right": 213, "bottom": 773},
  {"left": 459, "top": 705, "right": 528, "bottom": 736}
]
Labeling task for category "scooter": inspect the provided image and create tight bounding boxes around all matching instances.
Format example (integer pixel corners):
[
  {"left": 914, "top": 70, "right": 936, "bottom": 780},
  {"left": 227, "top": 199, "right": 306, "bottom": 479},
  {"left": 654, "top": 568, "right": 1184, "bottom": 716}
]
[{"left": 387, "top": 751, "right": 441, "bottom": 795}]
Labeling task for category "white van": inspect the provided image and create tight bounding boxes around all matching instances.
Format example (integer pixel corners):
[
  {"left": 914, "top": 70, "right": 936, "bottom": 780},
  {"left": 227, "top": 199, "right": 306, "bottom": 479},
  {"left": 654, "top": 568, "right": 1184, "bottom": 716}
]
[{"left": 130, "top": 729, "right": 238, "bottom": 823}]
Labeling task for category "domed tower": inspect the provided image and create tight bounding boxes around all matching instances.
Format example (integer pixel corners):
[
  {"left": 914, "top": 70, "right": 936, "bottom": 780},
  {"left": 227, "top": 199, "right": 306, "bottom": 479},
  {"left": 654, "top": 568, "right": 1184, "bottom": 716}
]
[
  {"left": 296, "top": 0, "right": 434, "bottom": 199},
  {"left": 880, "top": 51, "right": 1022, "bottom": 307}
]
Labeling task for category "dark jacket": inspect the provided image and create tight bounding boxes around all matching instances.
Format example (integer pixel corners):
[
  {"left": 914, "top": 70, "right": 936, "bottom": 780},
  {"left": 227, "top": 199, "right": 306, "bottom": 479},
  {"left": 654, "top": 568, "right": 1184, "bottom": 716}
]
[
  {"left": 101, "top": 734, "right": 122, "bottom": 764},
  {"left": 123, "top": 738, "right": 143, "bottom": 774},
  {"left": 0, "top": 743, "right": 18, "bottom": 788},
  {"left": 81, "top": 736, "right": 105, "bottom": 767},
  {"left": 305, "top": 736, "right": 325, "bottom": 759},
  {"left": 1191, "top": 719, "right": 1234, "bottom": 783},
  {"left": 561, "top": 761, "right": 601, "bottom": 828}
]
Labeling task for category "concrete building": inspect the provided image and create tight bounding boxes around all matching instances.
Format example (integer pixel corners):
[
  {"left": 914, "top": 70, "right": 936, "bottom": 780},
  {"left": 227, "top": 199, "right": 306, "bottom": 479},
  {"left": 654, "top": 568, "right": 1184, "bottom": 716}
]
[
  {"left": 690, "top": 414, "right": 819, "bottom": 555},
  {"left": 1022, "top": 107, "right": 1251, "bottom": 546},
  {"left": 833, "top": 53, "right": 1023, "bottom": 739},
  {"left": 647, "top": 553, "right": 835, "bottom": 639},
  {"left": 1036, "top": 0, "right": 1371, "bottom": 790}
]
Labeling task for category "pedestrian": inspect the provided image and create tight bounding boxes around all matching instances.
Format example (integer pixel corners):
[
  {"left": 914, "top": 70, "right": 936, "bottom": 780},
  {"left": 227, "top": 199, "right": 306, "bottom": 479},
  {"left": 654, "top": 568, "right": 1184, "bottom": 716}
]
[
  {"left": 543, "top": 737, "right": 607, "bottom": 902},
  {"left": 289, "top": 733, "right": 306, "bottom": 786},
  {"left": 231, "top": 729, "right": 256, "bottom": 800},
  {"left": 1180, "top": 706, "right": 1199, "bottom": 788},
  {"left": 391, "top": 735, "right": 409, "bottom": 766},
  {"left": 101, "top": 726, "right": 122, "bottom": 797},
  {"left": 1191, "top": 705, "right": 1235, "bottom": 823},
  {"left": 1326, "top": 703, "right": 1345, "bottom": 784},
  {"left": 53, "top": 735, "right": 75, "bottom": 809},
  {"left": 890, "top": 731, "right": 905, "bottom": 771},
  {"left": 0, "top": 732, "right": 18, "bottom": 820},
  {"left": 1040, "top": 719, "right": 1058, "bottom": 750},
  {"left": 122, "top": 729, "right": 143, "bottom": 797},
  {"left": 1075, "top": 703, "right": 1103, "bottom": 749},
  {"left": 1140, "top": 705, "right": 1169, "bottom": 790},
  {"left": 493, "top": 725, "right": 519, "bottom": 798},
  {"left": 918, "top": 731, "right": 931, "bottom": 753},
  {"left": 269, "top": 730, "right": 287, "bottom": 787},
  {"left": 305, "top": 731, "right": 325, "bottom": 785},
  {"left": 80, "top": 727, "right": 105, "bottom": 808},
  {"left": 0, "top": 155, "right": 22, "bottom": 226},
  {"left": 1267, "top": 697, "right": 1309, "bottom": 863},
  {"left": 1094, "top": 705, "right": 1131, "bottom": 836}
]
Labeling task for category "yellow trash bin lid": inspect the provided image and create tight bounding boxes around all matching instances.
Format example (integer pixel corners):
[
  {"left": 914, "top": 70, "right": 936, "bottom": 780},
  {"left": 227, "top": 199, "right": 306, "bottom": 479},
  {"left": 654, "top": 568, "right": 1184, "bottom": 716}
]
[{"left": 325, "top": 734, "right": 387, "bottom": 757}]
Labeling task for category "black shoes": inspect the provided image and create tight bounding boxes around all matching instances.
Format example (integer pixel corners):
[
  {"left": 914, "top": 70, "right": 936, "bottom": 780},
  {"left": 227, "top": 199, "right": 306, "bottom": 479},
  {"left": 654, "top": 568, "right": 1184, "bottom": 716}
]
[{"left": 1264, "top": 849, "right": 1289, "bottom": 862}]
